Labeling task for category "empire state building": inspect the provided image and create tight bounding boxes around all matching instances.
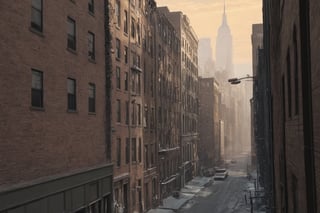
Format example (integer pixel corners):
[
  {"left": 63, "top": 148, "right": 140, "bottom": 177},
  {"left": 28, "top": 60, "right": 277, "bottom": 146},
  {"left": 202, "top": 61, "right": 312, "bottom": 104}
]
[{"left": 215, "top": 2, "right": 233, "bottom": 75}]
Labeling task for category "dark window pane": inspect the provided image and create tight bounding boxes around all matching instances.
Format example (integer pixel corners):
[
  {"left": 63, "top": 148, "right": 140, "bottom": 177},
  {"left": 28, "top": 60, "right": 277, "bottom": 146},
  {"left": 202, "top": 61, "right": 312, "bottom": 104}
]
[
  {"left": 117, "top": 138, "right": 121, "bottom": 166},
  {"left": 88, "top": 32, "right": 95, "bottom": 60},
  {"left": 31, "top": 0, "right": 42, "bottom": 31},
  {"left": 67, "top": 78, "right": 76, "bottom": 110},
  {"left": 88, "top": 0, "right": 94, "bottom": 13},
  {"left": 31, "top": 70, "right": 43, "bottom": 108},
  {"left": 67, "top": 18, "right": 76, "bottom": 50},
  {"left": 126, "top": 138, "right": 130, "bottom": 164},
  {"left": 89, "top": 83, "right": 95, "bottom": 112}
]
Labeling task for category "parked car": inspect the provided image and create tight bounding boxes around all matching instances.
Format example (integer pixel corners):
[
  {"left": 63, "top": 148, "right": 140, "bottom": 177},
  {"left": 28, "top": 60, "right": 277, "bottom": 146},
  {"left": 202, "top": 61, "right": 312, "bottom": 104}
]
[
  {"left": 214, "top": 168, "right": 228, "bottom": 180},
  {"left": 214, "top": 172, "right": 227, "bottom": 180}
]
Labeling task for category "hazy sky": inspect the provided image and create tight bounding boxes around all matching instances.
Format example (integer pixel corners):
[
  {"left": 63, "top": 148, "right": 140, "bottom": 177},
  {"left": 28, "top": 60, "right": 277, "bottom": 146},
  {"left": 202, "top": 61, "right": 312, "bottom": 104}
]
[{"left": 156, "top": 0, "right": 262, "bottom": 73}]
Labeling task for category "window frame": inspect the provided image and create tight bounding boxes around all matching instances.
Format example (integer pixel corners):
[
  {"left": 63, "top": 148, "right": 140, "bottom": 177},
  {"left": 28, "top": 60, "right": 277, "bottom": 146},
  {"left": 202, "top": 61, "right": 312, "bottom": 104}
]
[
  {"left": 67, "top": 17, "right": 76, "bottom": 50},
  {"left": 132, "top": 138, "right": 137, "bottom": 162},
  {"left": 115, "top": 38, "right": 121, "bottom": 59},
  {"left": 124, "top": 10, "right": 128, "bottom": 34},
  {"left": 116, "top": 99, "right": 121, "bottom": 123},
  {"left": 31, "top": 69, "right": 43, "bottom": 108},
  {"left": 117, "top": 138, "right": 121, "bottom": 167},
  {"left": 67, "top": 78, "right": 77, "bottom": 111},
  {"left": 88, "top": 0, "right": 94, "bottom": 14},
  {"left": 116, "top": 67, "right": 121, "bottom": 89},
  {"left": 31, "top": 0, "right": 43, "bottom": 32},
  {"left": 88, "top": 83, "right": 96, "bottom": 113},
  {"left": 88, "top": 31, "right": 95, "bottom": 60}
]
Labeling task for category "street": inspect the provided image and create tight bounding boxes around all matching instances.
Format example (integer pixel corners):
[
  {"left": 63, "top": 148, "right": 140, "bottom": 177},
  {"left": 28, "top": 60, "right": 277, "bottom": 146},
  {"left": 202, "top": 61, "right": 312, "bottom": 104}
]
[{"left": 181, "top": 153, "right": 251, "bottom": 213}]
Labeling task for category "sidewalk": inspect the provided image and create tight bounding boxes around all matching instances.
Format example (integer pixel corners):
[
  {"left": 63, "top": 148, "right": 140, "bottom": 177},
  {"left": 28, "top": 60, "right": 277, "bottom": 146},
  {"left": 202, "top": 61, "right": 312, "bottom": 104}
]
[
  {"left": 149, "top": 176, "right": 213, "bottom": 212},
  {"left": 158, "top": 193, "right": 194, "bottom": 211}
]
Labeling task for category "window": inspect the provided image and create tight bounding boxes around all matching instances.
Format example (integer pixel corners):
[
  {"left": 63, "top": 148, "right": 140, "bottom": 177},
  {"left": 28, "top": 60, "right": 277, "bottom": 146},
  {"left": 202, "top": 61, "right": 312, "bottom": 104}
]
[
  {"left": 137, "top": 104, "right": 141, "bottom": 125},
  {"left": 31, "top": 0, "right": 43, "bottom": 32},
  {"left": 125, "top": 101, "right": 129, "bottom": 125},
  {"left": 124, "top": 10, "right": 128, "bottom": 34},
  {"left": 115, "top": 1, "right": 120, "bottom": 27},
  {"left": 116, "top": 99, "right": 121, "bottom": 122},
  {"left": 144, "top": 145, "right": 148, "bottom": 169},
  {"left": 132, "top": 138, "right": 137, "bottom": 162},
  {"left": 131, "top": 17, "right": 136, "bottom": 38},
  {"left": 115, "top": 39, "right": 120, "bottom": 59},
  {"left": 151, "top": 144, "right": 155, "bottom": 166},
  {"left": 138, "top": 138, "right": 142, "bottom": 163},
  {"left": 124, "top": 46, "right": 128, "bottom": 64},
  {"left": 150, "top": 107, "right": 154, "bottom": 129},
  {"left": 137, "top": 74, "right": 141, "bottom": 94},
  {"left": 117, "top": 138, "right": 121, "bottom": 167},
  {"left": 88, "top": 83, "right": 95, "bottom": 113},
  {"left": 88, "top": 32, "right": 95, "bottom": 60},
  {"left": 137, "top": 19, "right": 141, "bottom": 45},
  {"left": 125, "top": 72, "right": 128, "bottom": 91},
  {"left": 31, "top": 69, "right": 43, "bottom": 108},
  {"left": 144, "top": 106, "right": 148, "bottom": 128},
  {"left": 67, "top": 17, "right": 76, "bottom": 50},
  {"left": 126, "top": 138, "right": 130, "bottom": 164},
  {"left": 88, "top": 0, "right": 94, "bottom": 13},
  {"left": 132, "top": 102, "right": 136, "bottom": 125},
  {"left": 67, "top": 78, "right": 76, "bottom": 110},
  {"left": 116, "top": 67, "right": 121, "bottom": 89}
]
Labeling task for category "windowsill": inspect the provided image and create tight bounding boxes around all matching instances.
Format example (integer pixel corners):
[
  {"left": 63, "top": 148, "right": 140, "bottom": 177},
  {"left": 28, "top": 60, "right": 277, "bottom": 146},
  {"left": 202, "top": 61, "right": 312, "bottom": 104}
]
[
  {"left": 116, "top": 25, "right": 121, "bottom": 30},
  {"left": 67, "top": 109, "right": 78, "bottom": 113},
  {"left": 88, "top": 112, "right": 96, "bottom": 115},
  {"left": 88, "top": 58, "right": 96, "bottom": 64},
  {"left": 30, "top": 106, "right": 45, "bottom": 111},
  {"left": 29, "top": 27, "right": 44, "bottom": 38},
  {"left": 124, "top": 32, "right": 128, "bottom": 37},
  {"left": 116, "top": 57, "right": 120, "bottom": 61},
  {"left": 66, "top": 47, "right": 77, "bottom": 55}
]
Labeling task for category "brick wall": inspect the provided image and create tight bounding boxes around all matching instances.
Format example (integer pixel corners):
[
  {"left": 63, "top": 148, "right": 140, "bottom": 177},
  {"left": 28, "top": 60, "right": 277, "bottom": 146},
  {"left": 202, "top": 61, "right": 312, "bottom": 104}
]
[{"left": 0, "top": 0, "right": 107, "bottom": 188}]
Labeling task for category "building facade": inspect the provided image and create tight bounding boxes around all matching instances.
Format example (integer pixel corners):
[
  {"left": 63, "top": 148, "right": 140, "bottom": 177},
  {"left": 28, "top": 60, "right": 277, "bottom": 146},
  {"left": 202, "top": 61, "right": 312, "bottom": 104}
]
[
  {"left": 161, "top": 8, "right": 199, "bottom": 187},
  {"left": 155, "top": 7, "right": 182, "bottom": 199},
  {"left": 0, "top": 0, "right": 113, "bottom": 212},
  {"left": 198, "top": 78, "right": 221, "bottom": 172},
  {"left": 251, "top": 24, "right": 263, "bottom": 169},
  {"left": 109, "top": 0, "right": 148, "bottom": 212},
  {"left": 264, "top": 0, "right": 320, "bottom": 212}
]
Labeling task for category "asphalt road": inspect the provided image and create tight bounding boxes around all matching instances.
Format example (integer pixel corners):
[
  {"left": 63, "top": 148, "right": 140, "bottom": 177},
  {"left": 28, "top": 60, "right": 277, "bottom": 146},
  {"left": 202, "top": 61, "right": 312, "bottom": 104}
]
[{"left": 181, "top": 153, "right": 251, "bottom": 213}]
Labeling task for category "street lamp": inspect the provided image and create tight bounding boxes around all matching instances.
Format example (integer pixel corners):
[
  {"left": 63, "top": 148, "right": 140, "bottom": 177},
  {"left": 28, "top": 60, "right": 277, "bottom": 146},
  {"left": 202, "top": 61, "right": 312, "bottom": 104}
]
[{"left": 227, "top": 75, "right": 255, "bottom": 84}]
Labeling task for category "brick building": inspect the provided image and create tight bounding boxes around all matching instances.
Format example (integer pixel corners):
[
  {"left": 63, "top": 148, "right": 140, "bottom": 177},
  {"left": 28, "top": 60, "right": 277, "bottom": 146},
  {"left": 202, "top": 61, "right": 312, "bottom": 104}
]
[
  {"left": 159, "top": 8, "right": 199, "bottom": 187},
  {"left": 0, "top": 0, "right": 113, "bottom": 212},
  {"left": 251, "top": 24, "right": 263, "bottom": 169},
  {"left": 155, "top": 7, "right": 182, "bottom": 199},
  {"left": 198, "top": 78, "right": 221, "bottom": 171},
  {"left": 109, "top": 0, "right": 148, "bottom": 212},
  {"left": 264, "top": 0, "right": 320, "bottom": 212}
]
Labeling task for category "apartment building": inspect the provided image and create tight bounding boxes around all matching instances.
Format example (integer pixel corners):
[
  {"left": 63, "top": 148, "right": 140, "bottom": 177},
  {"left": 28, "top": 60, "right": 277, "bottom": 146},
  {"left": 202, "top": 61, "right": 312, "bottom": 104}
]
[
  {"left": 109, "top": 0, "right": 153, "bottom": 212},
  {"left": 155, "top": 7, "right": 182, "bottom": 199},
  {"left": 160, "top": 9, "right": 199, "bottom": 186},
  {"left": 264, "top": 0, "right": 320, "bottom": 212},
  {"left": 198, "top": 78, "right": 221, "bottom": 171},
  {"left": 142, "top": 0, "right": 159, "bottom": 210},
  {"left": 0, "top": 0, "right": 113, "bottom": 212}
]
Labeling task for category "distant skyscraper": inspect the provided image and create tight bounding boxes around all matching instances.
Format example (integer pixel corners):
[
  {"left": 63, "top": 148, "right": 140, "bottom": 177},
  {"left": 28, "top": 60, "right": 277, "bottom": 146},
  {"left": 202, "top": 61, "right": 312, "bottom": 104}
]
[
  {"left": 215, "top": 1, "right": 233, "bottom": 74},
  {"left": 198, "top": 38, "right": 215, "bottom": 77}
]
